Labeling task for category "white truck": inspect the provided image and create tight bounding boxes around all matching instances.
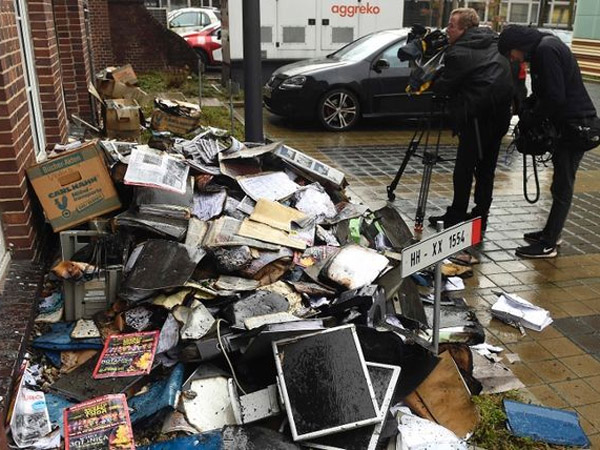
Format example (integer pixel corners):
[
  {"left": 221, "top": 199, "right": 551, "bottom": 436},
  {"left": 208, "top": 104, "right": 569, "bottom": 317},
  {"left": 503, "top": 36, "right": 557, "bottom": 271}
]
[{"left": 221, "top": 0, "right": 404, "bottom": 74}]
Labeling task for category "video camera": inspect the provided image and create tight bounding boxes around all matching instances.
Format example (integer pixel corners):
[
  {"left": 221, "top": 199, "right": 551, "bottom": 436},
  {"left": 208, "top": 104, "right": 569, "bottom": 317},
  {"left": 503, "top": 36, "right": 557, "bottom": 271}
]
[{"left": 398, "top": 25, "right": 449, "bottom": 95}]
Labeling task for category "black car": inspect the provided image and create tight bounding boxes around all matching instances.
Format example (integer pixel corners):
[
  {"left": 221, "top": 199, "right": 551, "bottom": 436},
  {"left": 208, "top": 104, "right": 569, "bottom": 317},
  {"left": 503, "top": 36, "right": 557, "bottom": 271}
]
[{"left": 263, "top": 29, "right": 433, "bottom": 131}]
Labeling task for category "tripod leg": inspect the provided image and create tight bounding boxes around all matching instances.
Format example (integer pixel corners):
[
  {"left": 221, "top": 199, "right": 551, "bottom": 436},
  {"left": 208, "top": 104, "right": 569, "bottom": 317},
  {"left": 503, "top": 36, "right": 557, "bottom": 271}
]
[
  {"left": 387, "top": 126, "right": 425, "bottom": 202},
  {"left": 414, "top": 109, "right": 445, "bottom": 233}
]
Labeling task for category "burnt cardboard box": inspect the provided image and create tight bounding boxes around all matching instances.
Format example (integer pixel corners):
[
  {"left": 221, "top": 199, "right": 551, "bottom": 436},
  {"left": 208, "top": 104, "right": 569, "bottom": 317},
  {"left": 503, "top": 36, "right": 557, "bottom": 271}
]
[
  {"left": 26, "top": 140, "right": 121, "bottom": 232},
  {"left": 104, "top": 99, "right": 142, "bottom": 141},
  {"left": 150, "top": 109, "right": 201, "bottom": 136},
  {"left": 108, "top": 64, "right": 138, "bottom": 85},
  {"left": 95, "top": 64, "right": 148, "bottom": 101}
]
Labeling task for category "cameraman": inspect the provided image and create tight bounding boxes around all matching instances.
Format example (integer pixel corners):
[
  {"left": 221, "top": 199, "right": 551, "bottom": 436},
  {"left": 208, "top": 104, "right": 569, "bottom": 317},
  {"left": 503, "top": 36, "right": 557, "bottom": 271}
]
[
  {"left": 499, "top": 25, "right": 597, "bottom": 258},
  {"left": 428, "top": 8, "right": 513, "bottom": 231}
]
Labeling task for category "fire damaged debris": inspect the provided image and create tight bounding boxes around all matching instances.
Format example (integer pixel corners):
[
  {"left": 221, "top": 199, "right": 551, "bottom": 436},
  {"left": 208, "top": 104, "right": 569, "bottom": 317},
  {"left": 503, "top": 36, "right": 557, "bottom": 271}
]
[
  {"left": 273, "top": 325, "right": 381, "bottom": 441},
  {"left": 16, "top": 90, "right": 565, "bottom": 449}
]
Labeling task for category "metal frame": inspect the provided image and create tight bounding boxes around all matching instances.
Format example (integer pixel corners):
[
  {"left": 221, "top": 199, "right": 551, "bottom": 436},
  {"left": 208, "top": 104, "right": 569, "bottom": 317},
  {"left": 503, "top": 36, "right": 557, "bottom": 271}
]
[
  {"left": 272, "top": 324, "right": 381, "bottom": 442},
  {"left": 305, "top": 362, "right": 402, "bottom": 450}
]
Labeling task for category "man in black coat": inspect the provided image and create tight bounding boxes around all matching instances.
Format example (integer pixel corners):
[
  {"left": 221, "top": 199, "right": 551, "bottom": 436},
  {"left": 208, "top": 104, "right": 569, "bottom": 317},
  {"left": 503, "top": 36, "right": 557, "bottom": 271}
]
[
  {"left": 499, "top": 25, "right": 597, "bottom": 258},
  {"left": 428, "top": 8, "right": 513, "bottom": 231}
]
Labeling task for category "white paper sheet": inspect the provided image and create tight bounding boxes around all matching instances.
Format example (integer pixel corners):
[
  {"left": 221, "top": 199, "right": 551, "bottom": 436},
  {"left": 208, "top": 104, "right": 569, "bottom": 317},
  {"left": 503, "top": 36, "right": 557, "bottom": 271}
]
[
  {"left": 491, "top": 293, "right": 553, "bottom": 331},
  {"left": 237, "top": 171, "right": 300, "bottom": 202}
]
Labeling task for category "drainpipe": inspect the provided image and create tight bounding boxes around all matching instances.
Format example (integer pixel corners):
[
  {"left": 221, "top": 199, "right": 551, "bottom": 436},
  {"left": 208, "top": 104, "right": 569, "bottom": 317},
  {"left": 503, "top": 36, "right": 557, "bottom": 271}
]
[{"left": 242, "top": 0, "right": 263, "bottom": 142}]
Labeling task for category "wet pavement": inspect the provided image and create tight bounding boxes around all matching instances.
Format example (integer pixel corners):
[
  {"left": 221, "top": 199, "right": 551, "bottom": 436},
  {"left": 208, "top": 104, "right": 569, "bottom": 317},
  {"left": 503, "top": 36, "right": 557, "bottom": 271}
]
[
  {"left": 0, "top": 261, "right": 45, "bottom": 407},
  {"left": 264, "top": 82, "right": 600, "bottom": 447}
]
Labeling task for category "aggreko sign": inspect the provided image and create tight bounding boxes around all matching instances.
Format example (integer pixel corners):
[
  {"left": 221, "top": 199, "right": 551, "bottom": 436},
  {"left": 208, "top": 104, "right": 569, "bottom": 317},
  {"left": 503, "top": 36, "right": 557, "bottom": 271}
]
[{"left": 331, "top": 2, "right": 381, "bottom": 17}]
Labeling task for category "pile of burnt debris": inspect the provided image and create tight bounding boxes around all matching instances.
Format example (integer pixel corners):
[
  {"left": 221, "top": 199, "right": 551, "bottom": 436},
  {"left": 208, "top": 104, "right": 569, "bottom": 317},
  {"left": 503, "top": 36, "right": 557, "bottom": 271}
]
[{"left": 5, "top": 66, "right": 589, "bottom": 450}]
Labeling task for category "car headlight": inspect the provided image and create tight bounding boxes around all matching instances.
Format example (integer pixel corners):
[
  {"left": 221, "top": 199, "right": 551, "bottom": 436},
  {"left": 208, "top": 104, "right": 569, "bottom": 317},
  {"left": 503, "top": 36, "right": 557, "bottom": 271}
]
[{"left": 279, "top": 75, "right": 306, "bottom": 90}]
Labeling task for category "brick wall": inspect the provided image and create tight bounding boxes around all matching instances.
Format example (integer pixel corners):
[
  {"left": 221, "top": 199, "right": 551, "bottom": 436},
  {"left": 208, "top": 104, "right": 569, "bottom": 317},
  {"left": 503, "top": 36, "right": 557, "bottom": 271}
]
[
  {"left": 54, "top": 0, "right": 93, "bottom": 121},
  {"left": 88, "top": 0, "right": 114, "bottom": 72},
  {"left": 28, "top": 0, "right": 68, "bottom": 146},
  {"left": 0, "top": 0, "right": 41, "bottom": 259},
  {"left": 87, "top": 0, "right": 199, "bottom": 74}
]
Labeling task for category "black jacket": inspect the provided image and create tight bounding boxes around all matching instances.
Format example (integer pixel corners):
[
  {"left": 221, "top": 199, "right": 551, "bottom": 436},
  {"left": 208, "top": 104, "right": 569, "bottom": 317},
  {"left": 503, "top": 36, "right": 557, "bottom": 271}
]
[
  {"left": 499, "top": 26, "right": 596, "bottom": 124},
  {"left": 433, "top": 27, "right": 513, "bottom": 126}
]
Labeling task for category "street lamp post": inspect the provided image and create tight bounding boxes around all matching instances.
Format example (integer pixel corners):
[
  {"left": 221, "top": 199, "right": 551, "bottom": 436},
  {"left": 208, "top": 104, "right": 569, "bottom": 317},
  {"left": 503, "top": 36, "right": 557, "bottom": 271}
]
[{"left": 242, "top": 0, "right": 264, "bottom": 143}]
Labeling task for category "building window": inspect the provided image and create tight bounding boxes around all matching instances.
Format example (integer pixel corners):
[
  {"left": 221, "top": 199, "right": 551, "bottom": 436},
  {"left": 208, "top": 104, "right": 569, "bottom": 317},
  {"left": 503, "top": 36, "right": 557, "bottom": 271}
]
[
  {"left": 466, "top": 2, "right": 487, "bottom": 21},
  {"left": 551, "top": 3, "right": 571, "bottom": 26},
  {"left": 510, "top": 3, "right": 529, "bottom": 22},
  {"left": 531, "top": 2, "right": 539, "bottom": 24},
  {"left": 261, "top": 26, "right": 273, "bottom": 43},
  {"left": 13, "top": 0, "right": 46, "bottom": 161}
]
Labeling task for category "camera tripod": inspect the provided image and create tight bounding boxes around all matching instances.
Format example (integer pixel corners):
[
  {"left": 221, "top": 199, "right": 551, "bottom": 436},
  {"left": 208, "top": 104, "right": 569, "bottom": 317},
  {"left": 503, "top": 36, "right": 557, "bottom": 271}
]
[{"left": 386, "top": 96, "right": 449, "bottom": 234}]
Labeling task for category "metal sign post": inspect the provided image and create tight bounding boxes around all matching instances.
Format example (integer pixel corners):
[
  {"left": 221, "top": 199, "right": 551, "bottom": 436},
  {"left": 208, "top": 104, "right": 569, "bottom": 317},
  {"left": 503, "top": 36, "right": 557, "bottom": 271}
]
[
  {"left": 198, "top": 60, "right": 203, "bottom": 109},
  {"left": 433, "top": 221, "right": 443, "bottom": 354},
  {"left": 401, "top": 217, "right": 482, "bottom": 354}
]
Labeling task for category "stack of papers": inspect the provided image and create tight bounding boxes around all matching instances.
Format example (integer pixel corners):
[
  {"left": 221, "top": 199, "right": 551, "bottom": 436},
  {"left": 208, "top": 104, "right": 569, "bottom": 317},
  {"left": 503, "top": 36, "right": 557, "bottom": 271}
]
[{"left": 491, "top": 293, "right": 553, "bottom": 331}]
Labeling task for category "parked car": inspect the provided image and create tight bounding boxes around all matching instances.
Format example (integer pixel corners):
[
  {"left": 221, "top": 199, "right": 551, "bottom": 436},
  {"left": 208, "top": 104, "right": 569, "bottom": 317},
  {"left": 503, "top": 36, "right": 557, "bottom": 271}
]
[
  {"left": 183, "top": 23, "right": 222, "bottom": 67},
  {"left": 263, "top": 29, "right": 433, "bottom": 131},
  {"left": 167, "top": 7, "right": 221, "bottom": 36}
]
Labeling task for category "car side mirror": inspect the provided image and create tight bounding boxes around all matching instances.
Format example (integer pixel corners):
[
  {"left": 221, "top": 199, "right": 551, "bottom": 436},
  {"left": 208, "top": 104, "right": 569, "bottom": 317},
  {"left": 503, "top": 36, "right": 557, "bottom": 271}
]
[
  {"left": 217, "top": 30, "right": 222, "bottom": 39},
  {"left": 373, "top": 59, "right": 390, "bottom": 73}
]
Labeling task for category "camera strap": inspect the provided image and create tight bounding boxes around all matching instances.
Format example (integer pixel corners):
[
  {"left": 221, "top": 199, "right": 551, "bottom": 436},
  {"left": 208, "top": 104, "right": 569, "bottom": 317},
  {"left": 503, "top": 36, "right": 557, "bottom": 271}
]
[{"left": 522, "top": 154, "right": 541, "bottom": 204}]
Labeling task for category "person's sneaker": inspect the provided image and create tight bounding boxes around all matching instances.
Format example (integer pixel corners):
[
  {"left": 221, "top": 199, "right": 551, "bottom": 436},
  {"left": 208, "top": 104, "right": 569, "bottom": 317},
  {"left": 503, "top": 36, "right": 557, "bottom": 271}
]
[
  {"left": 523, "top": 230, "right": 563, "bottom": 246},
  {"left": 516, "top": 241, "right": 558, "bottom": 259}
]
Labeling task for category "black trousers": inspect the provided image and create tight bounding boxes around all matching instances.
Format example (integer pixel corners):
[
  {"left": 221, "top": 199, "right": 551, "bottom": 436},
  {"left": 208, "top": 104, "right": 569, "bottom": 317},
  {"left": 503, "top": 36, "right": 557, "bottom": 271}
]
[
  {"left": 449, "top": 110, "right": 511, "bottom": 218},
  {"left": 542, "top": 143, "right": 585, "bottom": 245}
]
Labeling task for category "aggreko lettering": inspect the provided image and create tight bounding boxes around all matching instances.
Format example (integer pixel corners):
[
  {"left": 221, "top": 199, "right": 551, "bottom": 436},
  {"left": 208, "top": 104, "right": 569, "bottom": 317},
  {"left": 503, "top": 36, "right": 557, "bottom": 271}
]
[{"left": 331, "top": 2, "right": 381, "bottom": 17}]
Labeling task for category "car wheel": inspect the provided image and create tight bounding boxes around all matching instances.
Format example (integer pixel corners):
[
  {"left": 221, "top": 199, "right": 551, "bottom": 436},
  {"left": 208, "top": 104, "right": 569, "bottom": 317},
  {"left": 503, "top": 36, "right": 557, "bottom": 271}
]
[
  {"left": 318, "top": 89, "right": 360, "bottom": 131},
  {"left": 195, "top": 49, "right": 209, "bottom": 70}
]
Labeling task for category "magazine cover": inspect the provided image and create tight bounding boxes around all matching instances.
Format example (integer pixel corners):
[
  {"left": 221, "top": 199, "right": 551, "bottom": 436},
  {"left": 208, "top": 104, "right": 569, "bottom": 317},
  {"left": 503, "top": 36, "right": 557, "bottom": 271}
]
[
  {"left": 64, "top": 394, "right": 134, "bottom": 450},
  {"left": 92, "top": 331, "right": 159, "bottom": 379}
]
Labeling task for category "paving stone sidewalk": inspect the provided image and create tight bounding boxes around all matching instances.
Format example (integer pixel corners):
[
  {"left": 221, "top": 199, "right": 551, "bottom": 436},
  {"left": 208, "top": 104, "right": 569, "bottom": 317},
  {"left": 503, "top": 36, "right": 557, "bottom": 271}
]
[{"left": 265, "top": 95, "right": 600, "bottom": 447}]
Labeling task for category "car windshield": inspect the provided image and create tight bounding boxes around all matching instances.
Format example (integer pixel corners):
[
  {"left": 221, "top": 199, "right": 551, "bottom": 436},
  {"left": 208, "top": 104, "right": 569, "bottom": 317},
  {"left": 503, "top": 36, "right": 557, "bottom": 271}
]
[{"left": 330, "top": 31, "right": 404, "bottom": 61}]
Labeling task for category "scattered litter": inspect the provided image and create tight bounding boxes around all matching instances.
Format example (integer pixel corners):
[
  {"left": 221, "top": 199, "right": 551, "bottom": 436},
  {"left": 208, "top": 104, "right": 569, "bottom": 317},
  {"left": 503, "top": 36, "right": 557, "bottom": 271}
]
[
  {"left": 237, "top": 171, "right": 300, "bottom": 202},
  {"left": 444, "top": 276, "right": 465, "bottom": 291},
  {"left": 321, "top": 244, "right": 389, "bottom": 290},
  {"left": 504, "top": 399, "right": 590, "bottom": 447},
  {"left": 15, "top": 77, "right": 508, "bottom": 449},
  {"left": 273, "top": 325, "right": 380, "bottom": 441},
  {"left": 92, "top": 331, "right": 159, "bottom": 379},
  {"left": 71, "top": 319, "right": 101, "bottom": 339},
  {"left": 394, "top": 406, "right": 468, "bottom": 450},
  {"left": 9, "top": 363, "right": 52, "bottom": 448},
  {"left": 404, "top": 351, "right": 478, "bottom": 438},
  {"left": 471, "top": 351, "right": 525, "bottom": 394},
  {"left": 64, "top": 394, "right": 135, "bottom": 449},
  {"left": 505, "top": 353, "right": 521, "bottom": 364},
  {"left": 491, "top": 293, "right": 553, "bottom": 331},
  {"left": 128, "top": 364, "right": 184, "bottom": 424},
  {"left": 182, "top": 376, "right": 237, "bottom": 432},
  {"left": 124, "top": 146, "right": 190, "bottom": 194}
]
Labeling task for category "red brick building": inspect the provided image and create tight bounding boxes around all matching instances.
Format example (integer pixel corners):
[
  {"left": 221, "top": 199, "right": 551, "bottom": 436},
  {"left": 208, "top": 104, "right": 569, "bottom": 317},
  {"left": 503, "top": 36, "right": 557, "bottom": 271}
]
[
  {"left": 0, "top": 0, "right": 89, "bottom": 264},
  {"left": 0, "top": 0, "right": 197, "bottom": 271}
]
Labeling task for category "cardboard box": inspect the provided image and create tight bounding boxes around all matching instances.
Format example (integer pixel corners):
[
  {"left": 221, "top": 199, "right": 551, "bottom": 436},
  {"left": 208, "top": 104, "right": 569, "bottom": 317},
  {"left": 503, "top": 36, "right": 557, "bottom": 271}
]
[
  {"left": 26, "top": 141, "right": 122, "bottom": 232},
  {"left": 105, "top": 99, "right": 141, "bottom": 140},
  {"left": 95, "top": 65, "right": 148, "bottom": 101},
  {"left": 108, "top": 64, "right": 138, "bottom": 85},
  {"left": 150, "top": 109, "right": 201, "bottom": 136},
  {"left": 96, "top": 80, "right": 149, "bottom": 102}
]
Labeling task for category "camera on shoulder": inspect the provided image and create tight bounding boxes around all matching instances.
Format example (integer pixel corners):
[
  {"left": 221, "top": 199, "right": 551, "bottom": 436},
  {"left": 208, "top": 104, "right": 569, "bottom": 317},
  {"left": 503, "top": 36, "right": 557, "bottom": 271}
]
[{"left": 397, "top": 25, "right": 449, "bottom": 95}]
